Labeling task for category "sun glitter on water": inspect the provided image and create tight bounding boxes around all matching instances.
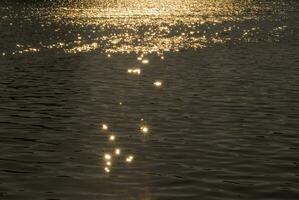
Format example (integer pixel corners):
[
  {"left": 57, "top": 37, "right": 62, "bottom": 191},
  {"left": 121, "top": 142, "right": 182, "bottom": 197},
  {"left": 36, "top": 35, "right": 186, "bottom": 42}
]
[
  {"left": 104, "top": 154, "right": 111, "bottom": 160},
  {"left": 6, "top": 0, "right": 263, "bottom": 56},
  {"left": 115, "top": 148, "right": 121, "bottom": 155},
  {"left": 126, "top": 155, "right": 134, "bottom": 163},
  {"left": 140, "top": 125, "right": 149, "bottom": 134},
  {"left": 102, "top": 124, "right": 108, "bottom": 130},
  {"left": 109, "top": 135, "right": 115, "bottom": 141},
  {"left": 153, "top": 81, "right": 163, "bottom": 87},
  {"left": 127, "top": 68, "right": 141, "bottom": 75}
]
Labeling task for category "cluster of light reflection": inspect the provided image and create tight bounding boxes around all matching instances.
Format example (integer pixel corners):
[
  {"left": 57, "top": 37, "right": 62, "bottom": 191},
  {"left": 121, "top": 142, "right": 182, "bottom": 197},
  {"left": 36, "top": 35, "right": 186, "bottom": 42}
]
[
  {"left": 100, "top": 94, "right": 155, "bottom": 174},
  {"left": 101, "top": 122, "right": 150, "bottom": 173},
  {"left": 1, "top": 0, "right": 288, "bottom": 56},
  {"left": 126, "top": 155, "right": 134, "bottom": 163},
  {"left": 96, "top": 44, "right": 167, "bottom": 173},
  {"left": 127, "top": 68, "right": 141, "bottom": 75}
]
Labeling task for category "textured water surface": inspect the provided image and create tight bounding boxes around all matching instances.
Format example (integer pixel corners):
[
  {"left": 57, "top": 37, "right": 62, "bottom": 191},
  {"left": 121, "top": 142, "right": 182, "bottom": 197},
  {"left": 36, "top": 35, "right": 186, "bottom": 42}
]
[{"left": 0, "top": 0, "right": 299, "bottom": 199}]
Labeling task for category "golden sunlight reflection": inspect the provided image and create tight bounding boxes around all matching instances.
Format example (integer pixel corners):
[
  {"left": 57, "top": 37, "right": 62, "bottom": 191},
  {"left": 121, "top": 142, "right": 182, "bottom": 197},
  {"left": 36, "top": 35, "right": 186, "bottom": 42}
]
[
  {"left": 104, "top": 167, "right": 110, "bottom": 173},
  {"left": 5, "top": 0, "right": 276, "bottom": 56},
  {"left": 104, "top": 154, "right": 112, "bottom": 160},
  {"left": 11, "top": 0, "right": 268, "bottom": 56},
  {"left": 102, "top": 124, "right": 108, "bottom": 130},
  {"left": 106, "top": 161, "right": 112, "bottom": 166},
  {"left": 115, "top": 148, "right": 121, "bottom": 155},
  {"left": 100, "top": 120, "right": 140, "bottom": 174},
  {"left": 127, "top": 68, "right": 141, "bottom": 75},
  {"left": 75, "top": 0, "right": 276, "bottom": 176},
  {"left": 140, "top": 125, "right": 149, "bottom": 134},
  {"left": 141, "top": 59, "right": 149, "bottom": 64},
  {"left": 126, "top": 155, "right": 134, "bottom": 163},
  {"left": 109, "top": 135, "right": 116, "bottom": 141},
  {"left": 153, "top": 81, "right": 163, "bottom": 87}
]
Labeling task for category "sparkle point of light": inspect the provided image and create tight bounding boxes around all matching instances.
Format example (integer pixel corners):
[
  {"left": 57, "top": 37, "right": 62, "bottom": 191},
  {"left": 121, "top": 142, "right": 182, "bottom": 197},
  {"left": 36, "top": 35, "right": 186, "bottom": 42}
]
[
  {"left": 104, "top": 154, "right": 111, "bottom": 160},
  {"left": 127, "top": 68, "right": 141, "bottom": 75},
  {"left": 140, "top": 126, "right": 149, "bottom": 133},
  {"left": 142, "top": 59, "right": 149, "bottom": 64},
  {"left": 107, "top": 54, "right": 111, "bottom": 58},
  {"left": 104, "top": 167, "right": 110, "bottom": 173},
  {"left": 109, "top": 135, "right": 116, "bottom": 141},
  {"left": 154, "top": 81, "right": 163, "bottom": 87},
  {"left": 126, "top": 155, "right": 134, "bottom": 163},
  {"left": 106, "top": 161, "right": 111, "bottom": 166},
  {"left": 102, "top": 124, "right": 108, "bottom": 130},
  {"left": 115, "top": 148, "right": 121, "bottom": 155}
]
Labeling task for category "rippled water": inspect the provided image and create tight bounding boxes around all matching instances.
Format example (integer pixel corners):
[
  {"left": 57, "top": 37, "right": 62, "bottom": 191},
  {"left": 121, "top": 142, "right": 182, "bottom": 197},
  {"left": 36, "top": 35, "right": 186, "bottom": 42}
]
[{"left": 1, "top": 0, "right": 299, "bottom": 199}]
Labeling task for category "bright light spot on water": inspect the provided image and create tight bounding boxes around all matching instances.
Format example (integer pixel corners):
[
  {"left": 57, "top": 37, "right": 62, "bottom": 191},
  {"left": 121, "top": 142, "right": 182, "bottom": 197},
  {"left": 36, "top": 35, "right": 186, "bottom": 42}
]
[
  {"left": 102, "top": 124, "right": 108, "bottom": 130},
  {"left": 104, "top": 154, "right": 112, "bottom": 160},
  {"left": 111, "top": 38, "right": 122, "bottom": 44},
  {"left": 107, "top": 54, "right": 111, "bottom": 58},
  {"left": 142, "top": 59, "right": 149, "bottom": 64},
  {"left": 106, "top": 161, "right": 111, "bottom": 166},
  {"left": 115, "top": 148, "right": 121, "bottom": 155},
  {"left": 126, "top": 155, "right": 134, "bottom": 163},
  {"left": 104, "top": 167, "right": 110, "bottom": 173},
  {"left": 127, "top": 68, "right": 141, "bottom": 75},
  {"left": 154, "top": 81, "right": 163, "bottom": 87},
  {"left": 140, "top": 126, "right": 149, "bottom": 133},
  {"left": 119, "top": 102, "right": 123, "bottom": 105},
  {"left": 109, "top": 135, "right": 115, "bottom": 141}
]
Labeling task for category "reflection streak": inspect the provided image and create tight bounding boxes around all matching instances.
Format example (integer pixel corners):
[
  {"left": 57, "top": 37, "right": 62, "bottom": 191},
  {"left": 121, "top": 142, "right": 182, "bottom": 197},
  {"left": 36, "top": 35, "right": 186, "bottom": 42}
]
[{"left": 3, "top": 0, "right": 280, "bottom": 56}]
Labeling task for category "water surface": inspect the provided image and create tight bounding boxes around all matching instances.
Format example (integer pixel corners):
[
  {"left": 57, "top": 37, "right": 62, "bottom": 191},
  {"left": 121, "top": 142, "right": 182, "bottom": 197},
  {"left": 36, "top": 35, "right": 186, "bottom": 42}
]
[{"left": 0, "top": 0, "right": 299, "bottom": 199}]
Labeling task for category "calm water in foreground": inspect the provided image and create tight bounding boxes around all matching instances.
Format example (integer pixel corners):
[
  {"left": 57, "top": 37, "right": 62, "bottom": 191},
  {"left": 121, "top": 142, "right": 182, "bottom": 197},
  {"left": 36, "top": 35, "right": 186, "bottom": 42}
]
[{"left": 0, "top": 0, "right": 299, "bottom": 199}]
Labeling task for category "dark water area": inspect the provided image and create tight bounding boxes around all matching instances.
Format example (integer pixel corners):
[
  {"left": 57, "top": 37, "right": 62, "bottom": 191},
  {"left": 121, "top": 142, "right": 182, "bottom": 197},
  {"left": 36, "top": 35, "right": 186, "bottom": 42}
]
[{"left": 1, "top": 0, "right": 299, "bottom": 199}]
